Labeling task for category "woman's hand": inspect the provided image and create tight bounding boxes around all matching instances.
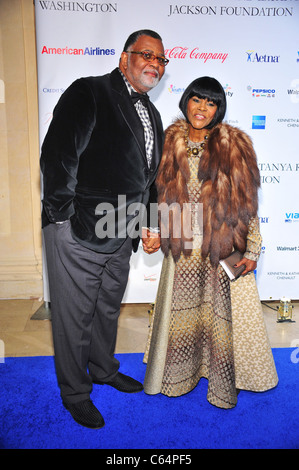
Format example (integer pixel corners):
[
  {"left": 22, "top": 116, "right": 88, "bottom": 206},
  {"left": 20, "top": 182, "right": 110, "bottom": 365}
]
[
  {"left": 235, "top": 257, "right": 257, "bottom": 276},
  {"left": 142, "top": 228, "right": 161, "bottom": 254}
]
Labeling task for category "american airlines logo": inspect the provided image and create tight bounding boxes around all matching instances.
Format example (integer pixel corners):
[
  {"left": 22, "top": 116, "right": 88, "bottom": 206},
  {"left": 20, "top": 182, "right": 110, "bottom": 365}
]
[{"left": 41, "top": 46, "right": 115, "bottom": 56}]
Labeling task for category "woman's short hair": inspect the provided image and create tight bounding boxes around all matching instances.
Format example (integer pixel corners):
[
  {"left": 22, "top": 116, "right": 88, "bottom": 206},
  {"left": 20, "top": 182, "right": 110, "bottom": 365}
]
[{"left": 179, "top": 76, "right": 227, "bottom": 129}]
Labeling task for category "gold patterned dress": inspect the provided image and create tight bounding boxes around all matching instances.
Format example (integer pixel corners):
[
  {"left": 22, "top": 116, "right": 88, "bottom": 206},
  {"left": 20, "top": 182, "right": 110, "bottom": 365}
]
[{"left": 143, "top": 144, "right": 278, "bottom": 409}]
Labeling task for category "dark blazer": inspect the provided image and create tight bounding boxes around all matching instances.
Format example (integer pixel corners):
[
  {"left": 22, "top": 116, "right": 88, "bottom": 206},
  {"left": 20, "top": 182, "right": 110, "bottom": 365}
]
[{"left": 40, "top": 68, "right": 164, "bottom": 253}]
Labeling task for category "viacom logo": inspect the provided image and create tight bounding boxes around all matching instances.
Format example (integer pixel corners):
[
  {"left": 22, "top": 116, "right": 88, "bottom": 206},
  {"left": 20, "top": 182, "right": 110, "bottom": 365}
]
[
  {"left": 285, "top": 212, "right": 299, "bottom": 223},
  {"left": 246, "top": 50, "right": 280, "bottom": 63}
]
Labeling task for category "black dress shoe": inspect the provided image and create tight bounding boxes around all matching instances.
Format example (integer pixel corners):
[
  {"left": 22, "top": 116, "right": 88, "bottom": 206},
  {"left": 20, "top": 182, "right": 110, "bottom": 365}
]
[
  {"left": 93, "top": 372, "right": 144, "bottom": 393},
  {"left": 63, "top": 399, "right": 105, "bottom": 429}
]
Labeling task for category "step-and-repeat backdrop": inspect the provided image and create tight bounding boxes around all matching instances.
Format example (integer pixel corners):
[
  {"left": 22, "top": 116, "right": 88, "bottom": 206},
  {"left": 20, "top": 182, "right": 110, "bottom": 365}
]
[{"left": 34, "top": 0, "right": 299, "bottom": 302}]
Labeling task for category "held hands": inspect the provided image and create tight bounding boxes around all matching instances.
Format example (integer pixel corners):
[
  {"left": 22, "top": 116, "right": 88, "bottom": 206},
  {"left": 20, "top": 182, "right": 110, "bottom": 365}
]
[
  {"left": 142, "top": 227, "right": 161, "bottom": 255},
  {"left": 235, "top": 257, "right": 257, "bottom": 276}
]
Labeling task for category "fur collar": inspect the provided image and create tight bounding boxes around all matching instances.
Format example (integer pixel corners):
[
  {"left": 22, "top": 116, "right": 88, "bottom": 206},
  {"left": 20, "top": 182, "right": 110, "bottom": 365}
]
[{"left": 156, "top": 119, "right": 260, "bottom": 266}]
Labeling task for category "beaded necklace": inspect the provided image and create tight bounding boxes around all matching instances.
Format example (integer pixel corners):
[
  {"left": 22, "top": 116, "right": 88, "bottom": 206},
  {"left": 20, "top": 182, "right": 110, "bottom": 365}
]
[{"left": 185, "top": 129, "right": 209, "bottom": 157}]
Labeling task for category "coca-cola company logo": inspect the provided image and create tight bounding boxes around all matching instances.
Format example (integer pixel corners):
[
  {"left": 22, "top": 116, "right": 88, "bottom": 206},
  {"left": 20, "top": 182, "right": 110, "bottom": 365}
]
[{"left": 165, "top": 47, "right": 228, "bottom": 63}]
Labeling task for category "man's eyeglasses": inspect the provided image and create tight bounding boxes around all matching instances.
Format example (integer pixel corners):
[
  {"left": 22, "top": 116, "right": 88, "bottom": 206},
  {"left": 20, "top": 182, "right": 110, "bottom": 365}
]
[{"left": 125, "top": 51, "right": 169, "bottom": 67}]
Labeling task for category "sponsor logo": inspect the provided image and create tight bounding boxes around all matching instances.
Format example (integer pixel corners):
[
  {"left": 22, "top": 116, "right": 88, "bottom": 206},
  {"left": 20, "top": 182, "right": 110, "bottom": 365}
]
[
  {"left": 247, "top": 85, "right": 275, "bottom": 98},
  {"left": 168, "top": 84, "right": 185, "bottom": 94},
  {"left": 285, "top": 213, "right": 299, "bottom": 223},
  {"left": 268, "top": 271, "right": 299, "bottom": 281},
  {"left": 252, "top": 115, "right": 266, "bottom": 129},
  {"left": 164, "top": 47, "right": 228, "bottom": 63},
  {"left": 277, "top": 117, "right": 299, "bottom": 127},
  {"left": 168, "top": 82, "right": 232, "bottom": 96},
  {"left": 246, "top": 50, "right": 280, "bottom": 63},
  {"left": 287, "top": 79, "right": 299, "bottom": 103},
  {"left": 43, "top": 87, "right": 65, "bottom": 94},
  {"left": 259, "top": 217, "right": 269, "bottom": 224},
  {"left": 277, "top": 246, "right": 298, "bottom": 251},
  {"left": 41, "top": 46, "right": 115, "bottom": 56},
  {"left": 223, "top": 84, "right": 233, "bottom": 98}
]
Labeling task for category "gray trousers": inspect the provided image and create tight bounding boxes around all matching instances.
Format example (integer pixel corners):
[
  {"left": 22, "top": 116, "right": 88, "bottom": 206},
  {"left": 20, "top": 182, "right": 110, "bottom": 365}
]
[{"left": 43, "top": 220, "right": 133, "bottom": 404}]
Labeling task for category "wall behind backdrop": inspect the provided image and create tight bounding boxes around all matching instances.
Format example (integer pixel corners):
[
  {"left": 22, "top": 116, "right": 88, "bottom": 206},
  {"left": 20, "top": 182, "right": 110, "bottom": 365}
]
[{"left": 34, "top": 0, "right": 299, "bottom": 302}]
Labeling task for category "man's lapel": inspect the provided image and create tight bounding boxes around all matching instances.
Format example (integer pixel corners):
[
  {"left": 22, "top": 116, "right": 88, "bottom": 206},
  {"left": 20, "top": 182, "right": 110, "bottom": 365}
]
[
  {"left": 111, "top": 69, "right": 147, "bottom": 163},
  {"left": 110, "top": 68, "right": 164, "bottom": 173}
]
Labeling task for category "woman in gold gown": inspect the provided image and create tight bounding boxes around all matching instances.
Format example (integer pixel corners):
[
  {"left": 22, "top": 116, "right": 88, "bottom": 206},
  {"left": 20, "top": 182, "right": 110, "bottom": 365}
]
[{"left": 143, "top": 77, "right": 278, "bottom": 409}]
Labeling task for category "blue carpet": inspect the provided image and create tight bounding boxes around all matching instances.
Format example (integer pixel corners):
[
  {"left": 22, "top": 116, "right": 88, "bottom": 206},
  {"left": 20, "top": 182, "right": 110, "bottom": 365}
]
[{"left": 0, "top": 349, "right": 298, "bottom": 449}]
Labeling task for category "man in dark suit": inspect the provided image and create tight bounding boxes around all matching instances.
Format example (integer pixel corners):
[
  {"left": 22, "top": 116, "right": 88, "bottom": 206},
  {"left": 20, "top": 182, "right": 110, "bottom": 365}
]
[{"left": 40, "top": 30, "right": 167, "bottom": 429}]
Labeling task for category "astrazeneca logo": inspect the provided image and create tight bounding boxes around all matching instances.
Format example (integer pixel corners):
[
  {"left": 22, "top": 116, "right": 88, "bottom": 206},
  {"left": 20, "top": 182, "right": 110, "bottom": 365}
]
[
  {"left": 252, "top": 115, "right": 266, "bottom": 129},
  {"left": 247, "top": 85, "right": 275, "bottom": 98},
  {"left": 246, "top": 50, "right": 279, "bottom": 63}
]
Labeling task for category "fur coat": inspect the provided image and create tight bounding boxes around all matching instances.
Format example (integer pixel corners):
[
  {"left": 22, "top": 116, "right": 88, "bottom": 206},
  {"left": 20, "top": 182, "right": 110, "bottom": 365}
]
[{"left": 156, "top": 119, "right": 260, "bottom": 266}]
